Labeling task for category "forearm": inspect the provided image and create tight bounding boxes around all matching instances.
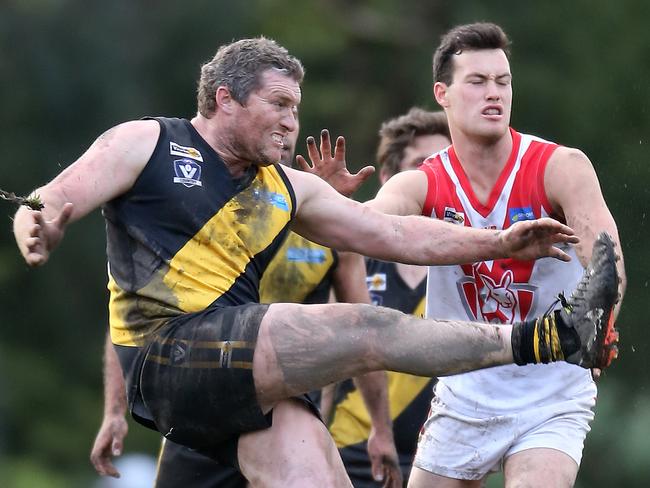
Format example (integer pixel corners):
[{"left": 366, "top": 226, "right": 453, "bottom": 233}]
[
  {"left": 360, "top": 214, "right": 505, "bottom": 266},
  {"left": 354, "top": 372, "right": 393, "bottom": 437},
  {"left": 103, "top": 333, "right": 127, "bottom": 418}
]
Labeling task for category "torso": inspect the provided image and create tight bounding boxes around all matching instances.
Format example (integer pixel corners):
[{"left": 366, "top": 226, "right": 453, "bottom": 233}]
[
  {"left": 104, "top": 117, "right": 296, "bottom": 346},
  {"left": 418, "top": 128, "right": 594, "bottom": 415}
]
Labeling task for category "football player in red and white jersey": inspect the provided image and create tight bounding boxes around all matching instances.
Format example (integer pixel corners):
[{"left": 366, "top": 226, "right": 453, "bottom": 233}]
[{"left": 361, "top": 23, "right": 625, "bottom": 488}]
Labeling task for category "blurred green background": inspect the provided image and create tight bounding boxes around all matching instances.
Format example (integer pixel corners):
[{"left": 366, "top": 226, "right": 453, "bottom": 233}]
[{"left": 1, "top": 1, "right": 648, "bottom": 486}]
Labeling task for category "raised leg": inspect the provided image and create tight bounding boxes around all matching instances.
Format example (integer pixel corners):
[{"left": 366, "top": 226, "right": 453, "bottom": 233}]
[{"left": 252, "top": 303, "right": 513, "bottom": 410}]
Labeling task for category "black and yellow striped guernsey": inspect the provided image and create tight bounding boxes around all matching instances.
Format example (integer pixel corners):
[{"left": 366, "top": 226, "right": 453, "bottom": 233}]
[
  {"left": 260, "top": 231, "right": 337, "bottom": 305},
  {"left": 103, "top": 117, "right": 296, "bottom": 347},
  {"left": 329, "top": 258, "right": 435, "bottom": 484}
]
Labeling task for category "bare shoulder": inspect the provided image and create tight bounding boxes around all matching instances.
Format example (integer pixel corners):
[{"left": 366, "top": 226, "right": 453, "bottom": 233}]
[
  {"left": 95, "top": 119, "right": 160, "bottom": 151},
  {"left": 370, "top": 169, "right": 427, "bottom": 216},
  {"left": 547, "top": 146, "right": 593, "bottom": 172},
  {"left": 545, "top": 145, "right": 602, "bottom": 212}
]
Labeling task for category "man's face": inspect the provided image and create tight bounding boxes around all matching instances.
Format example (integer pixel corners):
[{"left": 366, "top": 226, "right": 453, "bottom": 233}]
[
  {"left": 399, "top": 133, "right": 451, "bottom": 172},
  {"left": 437, "top": 49, "right": 512, "bottom": 142},
  {"left": 231, "top": 69, "right": 301, "bottom": 166},
  {"left": 380, "top": 132, "right": 451, "bottom": 185}
]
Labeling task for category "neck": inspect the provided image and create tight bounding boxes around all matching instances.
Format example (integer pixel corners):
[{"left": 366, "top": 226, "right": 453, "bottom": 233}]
[
  {"left": 191, "top": 114, "right": 252, "bottom": 178},
  {"left": 395, "top": 263, "right": 428, "bottom": 290}
]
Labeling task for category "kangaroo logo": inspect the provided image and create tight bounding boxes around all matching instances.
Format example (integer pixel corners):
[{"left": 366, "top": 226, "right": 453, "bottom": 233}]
[{"left": 457, "top": 263, "right": 537, "bottom": 324}]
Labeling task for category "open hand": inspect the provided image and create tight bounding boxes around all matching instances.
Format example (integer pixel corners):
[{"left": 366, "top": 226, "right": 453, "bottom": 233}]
[
  {"left": 296, "top": 129, "right": 374, "bottom": 197},
  {"left": 500, "top": 218, "right": 579, "bottom": 261},
  {"left": 90, "top": 414, "right": 129, "bottom": 478},
  {"left": 16, "top": 202, "right": 73, "bottom": 266},
  {"left": 367, "top": 426, "right": 403, "bottom": 488}
]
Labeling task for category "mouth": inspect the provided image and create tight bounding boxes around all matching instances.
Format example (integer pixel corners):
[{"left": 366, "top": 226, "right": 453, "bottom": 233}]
[
  {"left": 271, "top": 133, "right": 285, "bottom": 147},
  {"left": 481, "top": 106, "right": 503, "bottom": 118}
]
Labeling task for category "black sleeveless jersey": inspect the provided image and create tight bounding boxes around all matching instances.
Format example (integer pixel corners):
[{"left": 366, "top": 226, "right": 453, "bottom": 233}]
[{"left": 103, "top": 117, "right": 295, "bottom": 346}]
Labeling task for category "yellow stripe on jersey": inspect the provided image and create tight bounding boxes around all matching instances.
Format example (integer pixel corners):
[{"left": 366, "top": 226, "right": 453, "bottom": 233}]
[
  {"left": 260, "top": 232, "right": 335, "bottom": 304},
  {"left": 109, "top": 165, "right": 292, "bottom": 346},
  {"left": 163, "top": 166, "right": 291, "bottom": 311},
  {"left": 331, "top": 372, "right": 432, "bottom": 448}
]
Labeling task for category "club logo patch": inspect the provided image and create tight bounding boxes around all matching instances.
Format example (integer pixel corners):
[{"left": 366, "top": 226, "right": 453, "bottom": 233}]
[
  {"left": 366, "top": 273, "right": 387, "bottom": 292},
  {"left": 457, "top": 263, "right": 537, "bottom": 324},
  {"left": 443, "top": 207, "right": 465, "bottom": 225},
  {"left": 173, "top": 159, "right": 203, "bottom": 187},
  {"left": 170, "top": 141, "right": 203, "bottom": 162}
]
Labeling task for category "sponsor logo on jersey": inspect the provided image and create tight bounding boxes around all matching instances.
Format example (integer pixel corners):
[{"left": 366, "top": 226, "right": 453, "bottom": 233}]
[
  {"left": 170, "top": 141, "right": 203, "bottom": 162},
  {"left": 509, "top": 206, "right": 535, "bottom": 224},
  {"left": 173, "top": 159, "right": 203, "bottom": 187},
  {"left": 286, "top": 247, "right": 327, "bottom": 263},
  {"left": 443, "top": 207, "right": 465, "bottom": 225},
  {"left": 366, "top": 273, "right": 387, "bottom": 292},
  {"left": 253, "top": 189, "right": 289, "bottom": 211}
]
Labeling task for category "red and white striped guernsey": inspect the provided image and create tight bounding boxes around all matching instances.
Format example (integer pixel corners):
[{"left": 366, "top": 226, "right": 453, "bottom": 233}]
[{"left": 419, "top": 128, "right": 595, "bottom": 415}]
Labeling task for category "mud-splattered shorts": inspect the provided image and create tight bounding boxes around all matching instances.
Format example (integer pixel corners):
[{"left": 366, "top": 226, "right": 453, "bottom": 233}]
[
  {"left": 117, "top": 303, "right": 322, "bottom": 470},
  {"left": 413, "top": 394, "right": 595, "bottom": 480}
]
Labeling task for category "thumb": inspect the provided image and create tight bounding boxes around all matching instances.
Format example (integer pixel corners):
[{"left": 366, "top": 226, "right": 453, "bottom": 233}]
[
  {"left": 111, "top": 437, "right": 123, "bottom": 457},
  {"left": 54, "top": 202, "right": 74, "bottom": 228},
  {"left": 354, "top": 165, "right": 376, "bottom": 181},
  {"left": 371, "top": 459, "right": 384, "bottom": 482}
]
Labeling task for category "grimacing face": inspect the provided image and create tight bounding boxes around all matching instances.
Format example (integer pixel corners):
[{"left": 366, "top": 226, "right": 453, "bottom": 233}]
[
  {"left": 435, "top": 49, "right": 512, "bottom": 142},
  {"left": 230, "top": 69, "right": 301, "bottom": 166}
]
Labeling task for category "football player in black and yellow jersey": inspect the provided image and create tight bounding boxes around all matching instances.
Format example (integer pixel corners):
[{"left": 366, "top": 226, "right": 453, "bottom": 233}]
[
  {"left": 328, "top": 109, "right": 451, "bottom": 488},
  {"left": 14, "top": 37, "right": 610, "bottom": 488},
  {"left": 91, "top": 122, "right": 368, "bottom": 488}
]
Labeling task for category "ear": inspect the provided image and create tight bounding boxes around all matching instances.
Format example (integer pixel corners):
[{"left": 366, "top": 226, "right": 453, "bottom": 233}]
[
  {"left": 433, "top": 82, "right": 449, "bottom": 108},
  {"left": 216, "top": 86, "right": 236, "bottom": 114},
  {"left": 379, "top": 167, "right": 392, "bottom": 186}
]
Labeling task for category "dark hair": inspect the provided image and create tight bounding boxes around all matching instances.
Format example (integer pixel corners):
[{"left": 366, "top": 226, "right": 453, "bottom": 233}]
[
  {"left": 197, "top": 37, "right": 304, "bottom": 118},
  {"left": 376, "top": 108, "right": 450, "bottom": 176},
  {"left": 433, "top": 23, "right": 511, "bottom": 85}
]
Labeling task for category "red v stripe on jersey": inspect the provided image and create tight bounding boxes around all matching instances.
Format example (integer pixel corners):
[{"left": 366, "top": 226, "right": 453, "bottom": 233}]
[{"left": 447, "top": 128, "right": 522, "bottom": 218}]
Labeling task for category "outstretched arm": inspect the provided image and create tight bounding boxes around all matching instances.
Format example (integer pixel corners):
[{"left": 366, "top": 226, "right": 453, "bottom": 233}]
[
  {"left": 13, "top": 120, "right": 159, "bottom": 266},
  {"left": 287, "top": 167, "right": 579, "bottom": 266},
  {"left": 90, "top": 333, "right": 129, "bottom": 478}
]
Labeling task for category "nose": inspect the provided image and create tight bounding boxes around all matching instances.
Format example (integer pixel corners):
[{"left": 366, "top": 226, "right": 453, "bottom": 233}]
[
  {"left": 281, "top": 109, "right": 298, "bottom": 133},
  {"left": 485, "top": 79, "right": 502, "bottom": 101}
]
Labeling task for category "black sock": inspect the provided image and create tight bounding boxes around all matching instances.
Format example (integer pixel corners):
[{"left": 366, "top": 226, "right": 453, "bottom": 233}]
[{"left": 511, "top": 311, "right": 579, "bottom": 366}]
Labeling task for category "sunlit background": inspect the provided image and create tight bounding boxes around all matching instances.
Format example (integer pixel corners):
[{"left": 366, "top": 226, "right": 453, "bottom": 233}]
[{"left": 1, "top": 1, "right": 649, "bottom": 486}]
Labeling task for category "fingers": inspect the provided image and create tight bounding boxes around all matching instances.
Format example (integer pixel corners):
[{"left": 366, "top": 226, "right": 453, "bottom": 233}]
[
  {"left": 536, "top": 217, "right": 575, "bottom": 236},
  {"left": 306, "top": 136, "right": 320, "bottom": 165},
  {"left": 295, "top": 155, "right": 312, "bottom": 172},
  {"left": 320, "top": 129, "right": 332, "bottom": 159},
  {"left": 548, "top": 245, "right": 571, "bottom": 262},
  {"left": 370, "top": 456, "right": 384, "bottom": 483},
  {"left": 91, "top": 443, "right": 121, "bottom": 478},
  {"left": 353, "top": 165, "right": 376, "bottom": 181},
  {"left": 592, "top": 368, "right": 602, "bottom": 381},
  {"left": 333, "top": 135, "right": 346, "bottom": 160},
  {"left": 551, "top": 233, "right": 580, "bottom": 245}
]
